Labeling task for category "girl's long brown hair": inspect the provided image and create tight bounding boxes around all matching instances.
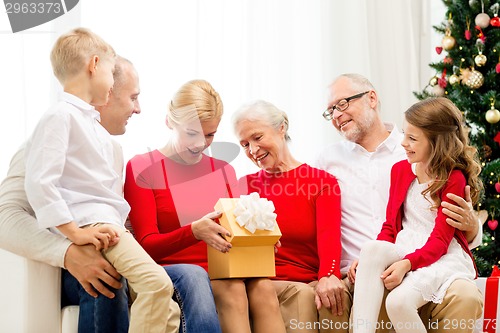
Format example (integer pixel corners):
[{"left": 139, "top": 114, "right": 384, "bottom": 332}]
[{"left": 405, "top": 97, "right": 483, "bottom": 207}]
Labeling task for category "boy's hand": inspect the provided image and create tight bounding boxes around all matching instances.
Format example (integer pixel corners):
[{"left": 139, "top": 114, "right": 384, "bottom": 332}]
[
  {"left": 59, "top": 222, "right": 120, "bottom": 251},
  {"left": 76, "top": 225, "right": 120, "bottom": 251}
]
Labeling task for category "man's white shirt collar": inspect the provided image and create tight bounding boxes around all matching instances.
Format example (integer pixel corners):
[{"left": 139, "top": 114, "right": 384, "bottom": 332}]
[{"left": 343, "top": 122, "right": 402, "bottom": 153}]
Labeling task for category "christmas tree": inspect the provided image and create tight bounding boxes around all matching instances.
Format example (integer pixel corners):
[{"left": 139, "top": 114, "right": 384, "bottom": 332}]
[{"left": 415, "top": 0, "right": 500, "bottom": 276}]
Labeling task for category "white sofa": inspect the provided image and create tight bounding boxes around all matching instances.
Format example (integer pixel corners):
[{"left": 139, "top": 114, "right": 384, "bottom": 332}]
[
  {"left": 0, "top": 248, "right": 78, "bottom": 333},
  {"left": 0, "top": 245, "right": 489, "bottom": 333}
]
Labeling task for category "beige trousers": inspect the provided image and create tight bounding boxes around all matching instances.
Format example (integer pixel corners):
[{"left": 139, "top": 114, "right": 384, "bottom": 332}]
[
  {"left": 343, "top": 277, "right": 483, "bottom": 333},
  {"left": 273, "top": 278, "right": 482, "bottom": 333},
  {"left": 272, "top": 280, "right": 351, "bottom": 333},
  {"left": 89, "top": 224, "right": 180, "bottom": 333}
]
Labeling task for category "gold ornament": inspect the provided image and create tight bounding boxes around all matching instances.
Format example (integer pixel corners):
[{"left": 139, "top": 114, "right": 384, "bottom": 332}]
[
  {"left": 475, "top": 53, "right": 487, "bottom": 66},
  {"left": 486, "top": 107, "right": 500, "bottom": 123},
  {"left": 486, "top": 98, "right": 500, "bottom": 124},
  {"left": 429, "top": 76, "right": 439, "bottom": 86},
  {"left": 449, "top": 74, "right": 460, "bottom": 85},
  {"left": 442, "top": 35, "right": 456, "bottom": 51},
  {"left": 460, "top": 68, "right": 471, "bottom": 81},
  {"left": 462, "top": 69, "right": 484, "bottom": 89}
]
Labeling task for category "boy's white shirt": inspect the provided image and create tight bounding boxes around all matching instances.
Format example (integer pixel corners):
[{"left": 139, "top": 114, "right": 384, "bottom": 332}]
[{"left": 24, "top": 92, "right": 129, "bottom": 232}]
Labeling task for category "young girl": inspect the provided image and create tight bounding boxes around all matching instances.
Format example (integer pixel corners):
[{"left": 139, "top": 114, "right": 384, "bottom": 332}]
[{"left": 351, "top": 97, "right": 482, "bottom": 333}]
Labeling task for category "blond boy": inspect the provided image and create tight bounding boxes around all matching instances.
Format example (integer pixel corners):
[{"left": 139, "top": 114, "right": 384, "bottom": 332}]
[{"left": 24, "top": 28, "right": 180, "bottom": 333}]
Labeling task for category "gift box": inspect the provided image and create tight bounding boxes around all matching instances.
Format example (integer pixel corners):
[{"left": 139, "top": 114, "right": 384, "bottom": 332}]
[
  {"left": 475, "top": 266, "right": 500, "bottom": 333},
  {"left": 207, "top": 193, "right": 282, "bottom": 279}
]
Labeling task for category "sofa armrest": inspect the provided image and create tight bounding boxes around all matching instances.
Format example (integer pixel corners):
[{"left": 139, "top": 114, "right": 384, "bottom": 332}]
[{"left": 0, "top": 248, "right": 61, "bottom": 333}]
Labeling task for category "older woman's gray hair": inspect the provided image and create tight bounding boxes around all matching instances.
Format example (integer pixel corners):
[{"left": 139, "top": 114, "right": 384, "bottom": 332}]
[{"left": 232, "top": 100, "right": 291, "bottom": 141}]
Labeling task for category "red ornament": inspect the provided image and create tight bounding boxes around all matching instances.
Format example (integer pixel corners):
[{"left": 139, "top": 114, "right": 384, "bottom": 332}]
[
  {"left": 491, "top": 16, "right": 500, "bottom": 27},
  {"left": 438, "top": 78, "right": 447, "bottom": 88},
  {"left": 437, "top": 69, "right": 447, "bottom": 89},
  {"left": 495, "top": 132, "right": 500, "bottom": 144},
  {"left": 488, "top": 219, "right": 498, "bottom": 231},
  {"left": 476, "top": 25, "right": 486, "bottom": 42},
  {"left": 436, "top": 46, "right": 443, "bottom": 54},
  {"left": 465, "top": 16, "right": 472, "bottom": 40},
  {"left": 496, "top": 63, "right": 500, "bottom": 73},
  {"left": 495, "top": 182, "right": 500, "bottom": 193}
]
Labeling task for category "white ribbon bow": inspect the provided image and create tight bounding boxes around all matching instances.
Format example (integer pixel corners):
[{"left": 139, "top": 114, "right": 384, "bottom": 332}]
[{"left": 233, "top": 192, "right": 277, "bottom": 233}]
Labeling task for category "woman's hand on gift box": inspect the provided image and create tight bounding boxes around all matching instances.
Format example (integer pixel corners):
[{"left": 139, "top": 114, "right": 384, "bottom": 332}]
[
  {"left": 191, "top": 211, "right": 233, "bottom": 253},
  {"left": 274, "top": 240, "right": 281, "bottom": 253}
]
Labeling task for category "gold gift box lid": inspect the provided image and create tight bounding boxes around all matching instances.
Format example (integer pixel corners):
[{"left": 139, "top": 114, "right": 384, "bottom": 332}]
[{"left": 214, "top": 198, "right": 281, "bottom": 246}]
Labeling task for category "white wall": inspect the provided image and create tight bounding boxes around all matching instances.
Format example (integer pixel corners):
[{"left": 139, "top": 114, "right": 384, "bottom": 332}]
[{"left": 0, "top": 0, "right": 444, "bottom": 179}]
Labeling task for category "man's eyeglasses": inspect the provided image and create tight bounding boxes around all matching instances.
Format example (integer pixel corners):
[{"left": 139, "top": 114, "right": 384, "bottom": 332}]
[{"left": 322, "top": 91, "right": 370, "bottom": 121}]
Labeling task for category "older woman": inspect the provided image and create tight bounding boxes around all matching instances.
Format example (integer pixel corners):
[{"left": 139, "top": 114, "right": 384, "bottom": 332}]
[
  {"left": 124, "top": 80, "right": 286, "bottom": 333},
  {"left": 233, "top": 100, "right": 346, "bottom": 333}
]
